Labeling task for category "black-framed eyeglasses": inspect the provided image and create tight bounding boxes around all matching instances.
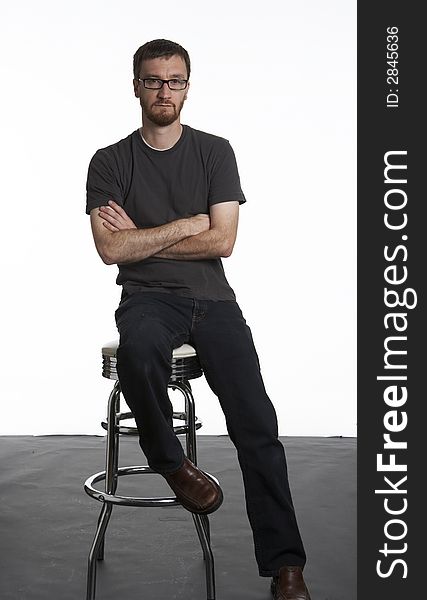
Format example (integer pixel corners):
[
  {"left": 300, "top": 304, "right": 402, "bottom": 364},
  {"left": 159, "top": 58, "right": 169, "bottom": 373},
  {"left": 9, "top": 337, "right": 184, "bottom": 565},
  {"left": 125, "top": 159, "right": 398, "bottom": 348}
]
[{"left": 138, "top": 78, "right": 188, "bottom": 90}]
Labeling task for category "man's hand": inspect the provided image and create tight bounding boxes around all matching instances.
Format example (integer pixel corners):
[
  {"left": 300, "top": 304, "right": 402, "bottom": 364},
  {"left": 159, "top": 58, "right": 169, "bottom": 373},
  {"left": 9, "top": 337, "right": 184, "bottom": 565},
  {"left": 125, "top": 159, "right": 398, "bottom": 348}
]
[{"left": 99, "top": 200, "right": 137, "bottom": 231}]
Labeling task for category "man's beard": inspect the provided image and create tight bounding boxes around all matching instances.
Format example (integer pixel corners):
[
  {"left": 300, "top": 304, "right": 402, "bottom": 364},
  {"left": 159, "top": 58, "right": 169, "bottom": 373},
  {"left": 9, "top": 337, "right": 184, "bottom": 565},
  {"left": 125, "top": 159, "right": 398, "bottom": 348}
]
[{"left": 142, "top": 97, "right": 186, "bottom": 127}]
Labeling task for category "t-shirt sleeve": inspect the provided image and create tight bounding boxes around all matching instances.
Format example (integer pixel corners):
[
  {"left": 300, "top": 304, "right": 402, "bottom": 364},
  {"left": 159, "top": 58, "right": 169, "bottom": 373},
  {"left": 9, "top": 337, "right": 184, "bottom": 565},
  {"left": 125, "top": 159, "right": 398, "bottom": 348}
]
[
  {"left": 85, "top": 149, "right": 125, "bottom": 215},
  {"left": 208, "top": 140, "right": 246, "bottom": 207}
]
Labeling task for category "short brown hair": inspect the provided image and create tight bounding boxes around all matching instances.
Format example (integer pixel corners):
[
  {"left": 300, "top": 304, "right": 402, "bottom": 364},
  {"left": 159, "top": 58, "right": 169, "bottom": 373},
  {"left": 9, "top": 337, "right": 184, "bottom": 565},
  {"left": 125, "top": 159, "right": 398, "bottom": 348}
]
[{"left": 133, "top": 39, "right": 191, "bottom": 80}]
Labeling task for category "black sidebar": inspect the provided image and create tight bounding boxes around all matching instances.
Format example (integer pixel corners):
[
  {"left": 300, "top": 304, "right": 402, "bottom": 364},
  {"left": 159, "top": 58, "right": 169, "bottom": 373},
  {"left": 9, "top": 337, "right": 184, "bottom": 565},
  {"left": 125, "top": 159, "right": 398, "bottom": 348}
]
[{"left": 358, "top": 2, "right": 425, "bottom": 598}]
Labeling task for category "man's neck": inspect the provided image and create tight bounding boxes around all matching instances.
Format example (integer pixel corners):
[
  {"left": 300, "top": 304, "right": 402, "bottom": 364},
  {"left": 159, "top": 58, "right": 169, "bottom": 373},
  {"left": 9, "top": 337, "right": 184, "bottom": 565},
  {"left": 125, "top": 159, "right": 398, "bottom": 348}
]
[{"left": 140, "top": 120, "right": 183, "bottom": 150}]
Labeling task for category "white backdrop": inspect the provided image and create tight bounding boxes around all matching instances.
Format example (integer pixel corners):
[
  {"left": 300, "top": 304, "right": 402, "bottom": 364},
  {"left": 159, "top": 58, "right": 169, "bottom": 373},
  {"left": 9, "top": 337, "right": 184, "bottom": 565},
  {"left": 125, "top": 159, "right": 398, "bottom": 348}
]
[{"left": 0, "top": 0, "right": 356, "bottom": 436}]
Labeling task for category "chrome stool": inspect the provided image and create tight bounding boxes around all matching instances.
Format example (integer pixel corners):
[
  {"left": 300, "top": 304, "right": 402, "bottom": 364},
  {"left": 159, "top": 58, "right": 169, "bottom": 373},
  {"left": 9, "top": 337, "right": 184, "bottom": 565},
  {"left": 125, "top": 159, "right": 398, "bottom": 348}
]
[{"left": 84, "top": 340, "right": 216, "bottom": 600}]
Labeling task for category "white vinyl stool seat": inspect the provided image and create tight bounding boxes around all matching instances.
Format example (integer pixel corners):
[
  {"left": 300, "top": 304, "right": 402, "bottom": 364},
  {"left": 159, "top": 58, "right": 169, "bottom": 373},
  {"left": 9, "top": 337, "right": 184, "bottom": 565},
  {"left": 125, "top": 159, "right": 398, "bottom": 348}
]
[{"left": 102, "top": 340, "right": 203, "bottom": 382}]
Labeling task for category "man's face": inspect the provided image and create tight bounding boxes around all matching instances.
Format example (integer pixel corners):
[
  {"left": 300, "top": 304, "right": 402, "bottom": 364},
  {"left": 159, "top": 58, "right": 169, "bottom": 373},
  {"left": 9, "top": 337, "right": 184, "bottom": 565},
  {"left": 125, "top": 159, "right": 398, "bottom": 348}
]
[{"left": 133, "top": 55, "right": 189, "bottom": 127}]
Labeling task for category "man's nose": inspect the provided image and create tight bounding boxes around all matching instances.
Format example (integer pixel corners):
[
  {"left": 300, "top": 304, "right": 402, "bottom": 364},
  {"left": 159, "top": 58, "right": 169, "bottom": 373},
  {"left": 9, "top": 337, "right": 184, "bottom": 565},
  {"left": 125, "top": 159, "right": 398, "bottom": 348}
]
[{"left": 158, "top": 82, "right": 171, "bottom": 97}]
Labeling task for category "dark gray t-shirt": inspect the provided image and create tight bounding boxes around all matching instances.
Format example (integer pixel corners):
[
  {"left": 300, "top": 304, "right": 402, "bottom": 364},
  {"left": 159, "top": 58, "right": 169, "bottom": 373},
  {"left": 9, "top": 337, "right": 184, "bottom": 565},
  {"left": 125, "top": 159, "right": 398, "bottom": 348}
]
[{"left": 86, "top": 125, "right": 246, "bottom": 300}]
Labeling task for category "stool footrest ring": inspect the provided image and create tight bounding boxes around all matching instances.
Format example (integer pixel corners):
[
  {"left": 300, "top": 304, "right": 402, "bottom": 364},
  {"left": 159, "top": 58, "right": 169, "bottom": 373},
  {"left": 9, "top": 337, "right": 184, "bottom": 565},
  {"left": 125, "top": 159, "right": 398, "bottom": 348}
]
[
  {"left": 84, "top": 466, "right": 181, "bottom": 508},
  {"left": 100, "top": 420, "right": 203, "bottom": 435}
]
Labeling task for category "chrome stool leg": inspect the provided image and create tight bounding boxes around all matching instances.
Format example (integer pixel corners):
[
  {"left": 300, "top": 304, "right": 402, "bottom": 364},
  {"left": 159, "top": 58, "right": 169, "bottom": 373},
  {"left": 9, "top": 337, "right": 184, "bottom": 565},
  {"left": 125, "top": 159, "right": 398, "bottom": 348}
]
[
  {"left": 192, "top": 514, "right": 215, "bottom": 600},
  {"left": 95, "top": 512, "right": 105, "bottom": 562},
  {"left": 87, "top": 503, "right": 113, "bottom": 600},
  {"left": 87, "top": 381, "right": 120, "bottom": 598},
  {"left": 173, "top": 381, "right": 216, "bottom": 600},
  {"left": 201, "top": 514, "right": 211, "bottom": 544}
]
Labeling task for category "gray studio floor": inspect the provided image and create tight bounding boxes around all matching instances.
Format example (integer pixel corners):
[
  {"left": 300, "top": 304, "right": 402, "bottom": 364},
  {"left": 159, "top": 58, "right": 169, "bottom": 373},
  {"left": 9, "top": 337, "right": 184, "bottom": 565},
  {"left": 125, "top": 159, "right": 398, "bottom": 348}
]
[{"left": 0, "top": 435, "right": 356, "bottom": 600}]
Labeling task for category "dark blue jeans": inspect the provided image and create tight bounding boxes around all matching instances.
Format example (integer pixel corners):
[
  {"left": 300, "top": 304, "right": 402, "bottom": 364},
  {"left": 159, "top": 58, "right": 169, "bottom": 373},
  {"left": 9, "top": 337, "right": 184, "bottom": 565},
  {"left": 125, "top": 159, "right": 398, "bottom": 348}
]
[{"left": 115, "top": 291, "right": 306, "bottom": 576}]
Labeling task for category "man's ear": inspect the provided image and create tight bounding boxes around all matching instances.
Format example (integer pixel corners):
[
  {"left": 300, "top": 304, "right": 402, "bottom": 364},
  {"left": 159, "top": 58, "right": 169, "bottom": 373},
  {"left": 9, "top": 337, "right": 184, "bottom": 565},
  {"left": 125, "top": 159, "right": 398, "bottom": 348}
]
[
  {"left": 133, "top": 79, "right": 140, "bottom": 98},
  {"left": 184, "top": 80, "right": 190, "bottom": 101}
]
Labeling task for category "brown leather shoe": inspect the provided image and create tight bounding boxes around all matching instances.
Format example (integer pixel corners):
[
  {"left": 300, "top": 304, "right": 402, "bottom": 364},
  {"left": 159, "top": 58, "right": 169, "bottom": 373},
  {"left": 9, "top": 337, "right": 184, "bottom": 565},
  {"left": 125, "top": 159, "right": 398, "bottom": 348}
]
[
  {"left": 162, "top": 457, "right": 223, "bottom": 515},
  {"left": 271, "top": 566, "right": 311, "bottom": 600}
]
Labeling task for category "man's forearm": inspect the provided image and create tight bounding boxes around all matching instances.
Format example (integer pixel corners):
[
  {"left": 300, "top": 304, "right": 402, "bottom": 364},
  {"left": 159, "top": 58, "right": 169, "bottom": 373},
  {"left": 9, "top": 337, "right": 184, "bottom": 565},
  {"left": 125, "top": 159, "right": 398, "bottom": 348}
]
[
  {"left": 102, "top": 218, "right": 197, "bottom": 264},
  {"left": 154, "top": 228, "right": 232, "bottom": 260}
]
